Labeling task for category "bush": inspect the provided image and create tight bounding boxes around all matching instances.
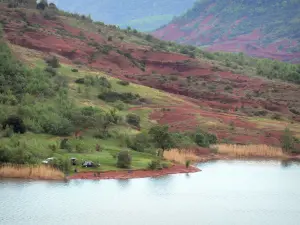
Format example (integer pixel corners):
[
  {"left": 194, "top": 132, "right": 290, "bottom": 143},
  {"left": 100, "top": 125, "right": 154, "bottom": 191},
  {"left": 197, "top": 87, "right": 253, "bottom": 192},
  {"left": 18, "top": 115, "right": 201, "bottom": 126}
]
[
  {"left": 98, "top": 91, "right": 141, "bottom": 103},
  {"left": 281, "top": 128, "right": 294, "bottom": 153},
  {"left": 45, "top": 56, "right": 60, "bottom": 68},
  {"left": 71, "top": 68, "right": 78, "bottom": 72},
  {"left": 117, "top": 151, "right": 132, "bottom": 168},
  {"left": 127, "top": 132, "right": 151, "bottom": 152},
  {"left": 117, "top": 80, "right": 130, "bottom": 86},
  {"left": 108, "top": 36, "right": 113, "bottom": 41},
  {"left": 75, "top": 78, "right": 85, "bottom": 84},
  {"left": 148, "top": 159, "right": 162, "bottom": 170},
  {"left": 126, "top": 113, "right": 140, "bottom": 127},
  {"left": 193, "top": 132, "right": 209, "bottom": 147},
  {"left": 272, "top": 113, "right": 281, "bottom": 120},
  {"left": 185, "top": 160, "right": 191, "bottom": 168},
  {"left": 2, "top": 116, "right": 26, "bottom": 134},
  {"left": 44, "top": 66, "right": 57, "bottom": 76},
  {"left": 113, "top": 101, "right": 126, "bottom": 111}
]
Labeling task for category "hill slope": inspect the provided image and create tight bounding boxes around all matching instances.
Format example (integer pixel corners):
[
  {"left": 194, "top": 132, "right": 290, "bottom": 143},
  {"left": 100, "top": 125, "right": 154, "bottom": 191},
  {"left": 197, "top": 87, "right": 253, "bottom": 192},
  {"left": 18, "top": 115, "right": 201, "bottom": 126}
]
[
  {"left": 0, "top": 1, "right": 300, "bottom": 156},
  {"left": 56, "top": 0, "right": 197, "bottom": 31},
  {"left": 153, "top": 0, "right": 300, "bottom": 62}
]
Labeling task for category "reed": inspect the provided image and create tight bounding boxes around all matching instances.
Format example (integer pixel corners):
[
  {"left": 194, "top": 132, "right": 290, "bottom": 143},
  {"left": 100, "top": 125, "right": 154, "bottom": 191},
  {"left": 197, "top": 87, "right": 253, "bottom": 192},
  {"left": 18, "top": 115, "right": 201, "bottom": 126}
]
[
  {"left": 164, "top": 149, "right": 199, "bottom": 164},
  {"left": 0, "top": 164, "right": 65, "bottom": 180},
  {"left": 214, "top": 144, "right": 285, "bottom": 158}
]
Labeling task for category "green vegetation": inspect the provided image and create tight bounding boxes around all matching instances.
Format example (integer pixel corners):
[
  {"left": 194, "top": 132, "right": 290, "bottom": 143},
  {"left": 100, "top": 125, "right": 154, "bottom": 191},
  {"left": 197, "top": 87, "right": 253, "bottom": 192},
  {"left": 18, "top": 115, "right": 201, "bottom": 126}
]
[
  {"left": 281, "top": 127, "right": 297, "bottom": 153},
  {"left": 117, "top": 150, "right": 132, "bottom": 168},
  {"left": 0, "top": 25, "right": 219, "bottom": 174}
]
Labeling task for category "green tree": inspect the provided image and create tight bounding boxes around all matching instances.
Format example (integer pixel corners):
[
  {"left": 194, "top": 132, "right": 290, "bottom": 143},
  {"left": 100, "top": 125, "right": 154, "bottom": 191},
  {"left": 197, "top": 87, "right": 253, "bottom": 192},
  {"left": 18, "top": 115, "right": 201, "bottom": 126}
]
[
  {"left": 117, "top": 150, "right": 132, "bottom": 168},
  {"left": 281, "top": 127, "right": 294, "bottom": 153},
  {"left": 149, "top": 125, "right": 174, "bottom": 157},
  {"left": 126, "top": 113, "right": 140, "bottom": 128}
]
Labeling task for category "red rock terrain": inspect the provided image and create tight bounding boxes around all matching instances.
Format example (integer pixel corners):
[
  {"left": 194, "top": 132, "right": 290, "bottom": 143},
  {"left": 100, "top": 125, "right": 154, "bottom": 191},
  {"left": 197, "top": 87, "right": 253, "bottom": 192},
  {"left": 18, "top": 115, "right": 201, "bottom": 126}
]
[
  {"left": 1, "top": 5, "right": 300, "bottom": 145},
  {"left": 153, "top": 1, "right": 300, "bottom": 63}
]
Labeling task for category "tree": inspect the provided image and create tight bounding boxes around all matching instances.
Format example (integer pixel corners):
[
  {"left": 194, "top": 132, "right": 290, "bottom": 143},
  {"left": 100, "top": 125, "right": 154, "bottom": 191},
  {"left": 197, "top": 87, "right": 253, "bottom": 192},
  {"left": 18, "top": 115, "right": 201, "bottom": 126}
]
[
  {"left": 281, "top": 127, "right": 294, "bottom": 153},
  {"left": 117, "top": 150, "right": 132, "bottom": 168},
  {"left": 2, "top": 116, "right": 26, "bottom": 134},
  {"left": 149, "top": 125, "right": 174, "bottom": 157},
  {"left": 126, "top": 113, "right": 140, "bottom": 128},
  {"left": 36, "top": 0, "right": 48, "bottom": 10}
]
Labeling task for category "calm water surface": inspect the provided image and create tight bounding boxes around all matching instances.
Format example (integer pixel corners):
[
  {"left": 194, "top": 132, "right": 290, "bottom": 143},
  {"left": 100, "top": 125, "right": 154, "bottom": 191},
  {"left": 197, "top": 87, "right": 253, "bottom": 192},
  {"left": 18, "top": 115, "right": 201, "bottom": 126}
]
[{"left": 1, "top": 160, "right": 300, "bottom": 225}]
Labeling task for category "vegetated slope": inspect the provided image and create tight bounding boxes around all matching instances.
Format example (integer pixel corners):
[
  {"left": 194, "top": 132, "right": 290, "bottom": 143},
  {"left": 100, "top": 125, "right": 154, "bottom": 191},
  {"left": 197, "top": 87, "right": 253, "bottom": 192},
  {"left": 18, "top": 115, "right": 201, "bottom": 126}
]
[
  {"left": 0, "top": 3, "right": 300, "bottom": 148},
  {"left": 153, "top": 0, "right": 300, "bottom": 63},
  {"left": 56, "top": 0, "right": 197, "bottom": 31}
]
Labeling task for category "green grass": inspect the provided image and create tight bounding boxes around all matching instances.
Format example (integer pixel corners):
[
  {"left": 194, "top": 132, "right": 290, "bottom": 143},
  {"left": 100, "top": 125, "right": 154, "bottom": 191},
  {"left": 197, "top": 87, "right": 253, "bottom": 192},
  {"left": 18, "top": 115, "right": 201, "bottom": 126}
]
[
  {"left": 0, "top": 132, "right": 162, "bottom": 172},
  {"left": 0, "top": 58, "right": 176, "bottom": 173}
]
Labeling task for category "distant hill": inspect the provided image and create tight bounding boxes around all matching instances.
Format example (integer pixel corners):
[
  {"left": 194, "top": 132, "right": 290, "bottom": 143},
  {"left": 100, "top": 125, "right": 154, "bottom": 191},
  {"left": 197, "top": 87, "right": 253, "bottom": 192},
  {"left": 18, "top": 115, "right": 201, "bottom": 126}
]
[
  {"left": 56, "top": 0, "right": 197, "bottom": 31},
  {"left": 153, "top": 0, "right": 300, "bottom": 62}
]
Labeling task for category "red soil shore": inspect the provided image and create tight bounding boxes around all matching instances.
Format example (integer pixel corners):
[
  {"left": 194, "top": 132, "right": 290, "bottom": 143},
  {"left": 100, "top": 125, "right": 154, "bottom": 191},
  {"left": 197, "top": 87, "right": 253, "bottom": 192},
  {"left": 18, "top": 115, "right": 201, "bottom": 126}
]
[{"left": 68, "top": 164, "right": 200, "bottom": 180}]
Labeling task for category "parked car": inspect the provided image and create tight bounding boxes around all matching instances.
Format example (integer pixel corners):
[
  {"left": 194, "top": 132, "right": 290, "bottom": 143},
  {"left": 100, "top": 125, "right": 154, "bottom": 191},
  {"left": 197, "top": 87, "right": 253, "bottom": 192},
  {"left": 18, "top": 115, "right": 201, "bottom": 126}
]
[
  {"left": 82, "top": 161, "right": 100, "bottom": 168},
  {"left": 42, "top": 157, "right": 55, "bottom": 164}
]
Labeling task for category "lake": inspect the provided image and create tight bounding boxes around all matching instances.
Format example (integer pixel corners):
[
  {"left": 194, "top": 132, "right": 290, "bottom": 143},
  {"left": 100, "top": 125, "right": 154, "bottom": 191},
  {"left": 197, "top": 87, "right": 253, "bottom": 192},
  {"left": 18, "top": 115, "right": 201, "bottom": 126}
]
[{"left": 1, "top": 160, "right": 300, "bottom": 225}]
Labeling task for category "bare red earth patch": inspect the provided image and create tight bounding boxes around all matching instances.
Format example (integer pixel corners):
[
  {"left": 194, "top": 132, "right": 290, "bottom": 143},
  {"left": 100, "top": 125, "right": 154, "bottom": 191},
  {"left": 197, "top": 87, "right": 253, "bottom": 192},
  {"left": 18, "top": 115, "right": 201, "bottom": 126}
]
[{"left": 69, "top": 164, "right": 200, "bottom": 180}]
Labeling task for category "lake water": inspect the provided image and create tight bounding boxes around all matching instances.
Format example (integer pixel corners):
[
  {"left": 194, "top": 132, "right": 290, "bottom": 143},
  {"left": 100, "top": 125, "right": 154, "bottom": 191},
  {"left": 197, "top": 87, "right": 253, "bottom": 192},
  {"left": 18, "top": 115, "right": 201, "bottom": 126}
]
[{"left": 1, "top": 160, "right": 300, "bottom": 225}]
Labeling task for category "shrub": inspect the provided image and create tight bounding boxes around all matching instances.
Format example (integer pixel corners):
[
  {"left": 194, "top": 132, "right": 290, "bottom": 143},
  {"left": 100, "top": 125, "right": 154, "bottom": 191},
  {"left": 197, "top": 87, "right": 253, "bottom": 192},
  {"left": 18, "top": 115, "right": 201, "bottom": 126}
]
[
  {"left": 44, "top": 66, "right": 57, "bottom": 76},
  {"left": 71, "top": 68, "right": 78, "bottom": 72},
  {"left": 45, "top": 56, "right": 60, "bottom": 68},
  {"left": 127, "top": 132, "right": 151, "bottom": 152},
  {"left": 126, "top": 113, "right": 140, "bottom": 127},
  {"left": 193, "top": 132, "right": 209, "bottom": 147},
  {"left": 2, "top": 127, "right": 14, "bottom": 138},
  {"left": 98, "top": 91, "right": 141, "bottom": 103},
  {"left": 108, "top": 36, "right": 113, "bottom": 41},
  {"left": 75, "top": 142, "right": 85, "bottom": 153},
  {"left": 148, "top": 159, "right": 162, "bottom": 170},
  {"left": 75, "top": 78, "right": 85, "bottom": 84},
  {"left": 185, "top": 160, "right": 191, "bottom": 168},
  {"left": 117, "top": 80, "right": 130, "bottom": 86},
  {"left": 2, "top": 116, "right": 26, "bottom": 134},
  {"left": 271, "top": 113, "right": 281, "bottom": 120},
  {"left": 113, "top": 101, "right": 126, "bottom": 111},
  {"left": 41, "top": 115, "right": 74, "bottom": 136},
  {"left": 117, "top": 151, "right": 132, "bottom": 168},
  {"left": 281, "top": 128, "right": 295, "bottom": 153}
]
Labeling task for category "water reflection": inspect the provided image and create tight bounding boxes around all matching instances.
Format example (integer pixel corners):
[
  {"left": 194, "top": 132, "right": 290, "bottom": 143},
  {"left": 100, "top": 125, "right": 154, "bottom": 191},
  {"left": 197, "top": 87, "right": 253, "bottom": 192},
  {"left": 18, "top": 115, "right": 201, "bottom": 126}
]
[
  {"left": 116, "top": 179, "right": 131, "bottom": 189},
  {"left": 281, "top": 159, "right": 300, "bottom": 168},
  {"left": 1, "top": 160, "right": 300, "bottom": 225}
]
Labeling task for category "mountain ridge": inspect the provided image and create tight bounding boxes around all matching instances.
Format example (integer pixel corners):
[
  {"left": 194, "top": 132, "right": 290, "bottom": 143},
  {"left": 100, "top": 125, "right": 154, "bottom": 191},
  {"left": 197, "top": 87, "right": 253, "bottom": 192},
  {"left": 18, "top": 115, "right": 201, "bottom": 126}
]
[{"left": 153, "top": 0, "right": 300, "bottom": 62}]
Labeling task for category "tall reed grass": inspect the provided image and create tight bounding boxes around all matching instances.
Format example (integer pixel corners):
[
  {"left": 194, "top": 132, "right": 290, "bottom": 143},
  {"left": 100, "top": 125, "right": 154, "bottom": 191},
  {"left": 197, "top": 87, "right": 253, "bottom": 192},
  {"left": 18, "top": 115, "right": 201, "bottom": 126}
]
[
  {"left": 214, "top": 144, "right": 285, "bottom": 158},
  {"left": 0, "top": 164, "right": 65, "bottom": 180},
  {"left": 164, "top": 149, "right": 199, "bottom": 164}
]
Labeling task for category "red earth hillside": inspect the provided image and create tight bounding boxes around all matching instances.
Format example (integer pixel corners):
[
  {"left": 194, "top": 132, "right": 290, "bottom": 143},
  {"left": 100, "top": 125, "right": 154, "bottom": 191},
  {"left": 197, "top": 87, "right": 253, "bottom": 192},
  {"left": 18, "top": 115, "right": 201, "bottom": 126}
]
[
  {"left": 152, "top": 1, "right": 300, "bottom": 63},
  {"left": 1, "top": 5, "right": 300, "bottom": 145}
]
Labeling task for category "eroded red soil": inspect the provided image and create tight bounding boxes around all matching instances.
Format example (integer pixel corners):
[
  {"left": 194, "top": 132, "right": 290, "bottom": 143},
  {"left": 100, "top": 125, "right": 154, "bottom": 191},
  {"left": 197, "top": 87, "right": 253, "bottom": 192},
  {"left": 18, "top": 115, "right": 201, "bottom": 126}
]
[
  {"left": 1, "top": 5, "right": 300, "bottom": 146},
  {"left": 69, "top": 164, "right": 200, "bottom": 180}
]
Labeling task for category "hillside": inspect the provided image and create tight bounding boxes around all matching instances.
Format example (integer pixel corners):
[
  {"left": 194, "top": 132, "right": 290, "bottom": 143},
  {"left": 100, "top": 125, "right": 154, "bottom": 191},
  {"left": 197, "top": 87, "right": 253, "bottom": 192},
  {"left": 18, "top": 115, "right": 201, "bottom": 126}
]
[
  {"left": 56, "top": 0, "right": 197, "bottom": 31},
  {"left": 0, "top": 3, "right": 300, "bottom": 171},
  {"left": 153, "top": 0, "right": 300, "bottom": 63}
]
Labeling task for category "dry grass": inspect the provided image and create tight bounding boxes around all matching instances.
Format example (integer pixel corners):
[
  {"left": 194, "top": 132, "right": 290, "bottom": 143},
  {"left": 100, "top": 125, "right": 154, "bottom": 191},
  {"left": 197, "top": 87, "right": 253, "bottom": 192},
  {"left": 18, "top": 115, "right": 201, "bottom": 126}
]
[
  {"left": 164, "top": 149, "right": 199, "bottom": 164},
  {"left": 0, "top": 164, "right": 65, "bottom": 180},
  {"left": 214, "top": 144, "right": 285, "bottom": 158}
]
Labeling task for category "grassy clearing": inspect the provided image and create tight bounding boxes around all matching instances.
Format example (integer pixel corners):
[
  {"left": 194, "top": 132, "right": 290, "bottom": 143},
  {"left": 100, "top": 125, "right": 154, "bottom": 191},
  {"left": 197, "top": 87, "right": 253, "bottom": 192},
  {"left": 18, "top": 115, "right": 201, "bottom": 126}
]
[
  {"left": 164, "top": 149, "right": 199, "bottom": 164},
  {"left": 214, "top": 144, "right": 285, "bottom": 158},
  {"left": 0, "top": 164, "right": 64, "bottom": 180},
  {"left": 0, "top": 133, "right": 160, "bottom": 173}
]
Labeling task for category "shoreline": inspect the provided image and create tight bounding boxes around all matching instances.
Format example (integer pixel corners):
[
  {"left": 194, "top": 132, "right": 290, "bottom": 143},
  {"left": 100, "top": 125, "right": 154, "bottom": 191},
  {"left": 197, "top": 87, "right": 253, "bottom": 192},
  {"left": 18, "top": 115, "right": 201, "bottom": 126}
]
[
  {"left": 1, "top": 154, "right": 299, "bottom": 181},
  {"left": 68, "top": 153, "right": 300, "bottom": 181},
  {"left": 68, "top": 164, "right": 200, "bottom": 180}
]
